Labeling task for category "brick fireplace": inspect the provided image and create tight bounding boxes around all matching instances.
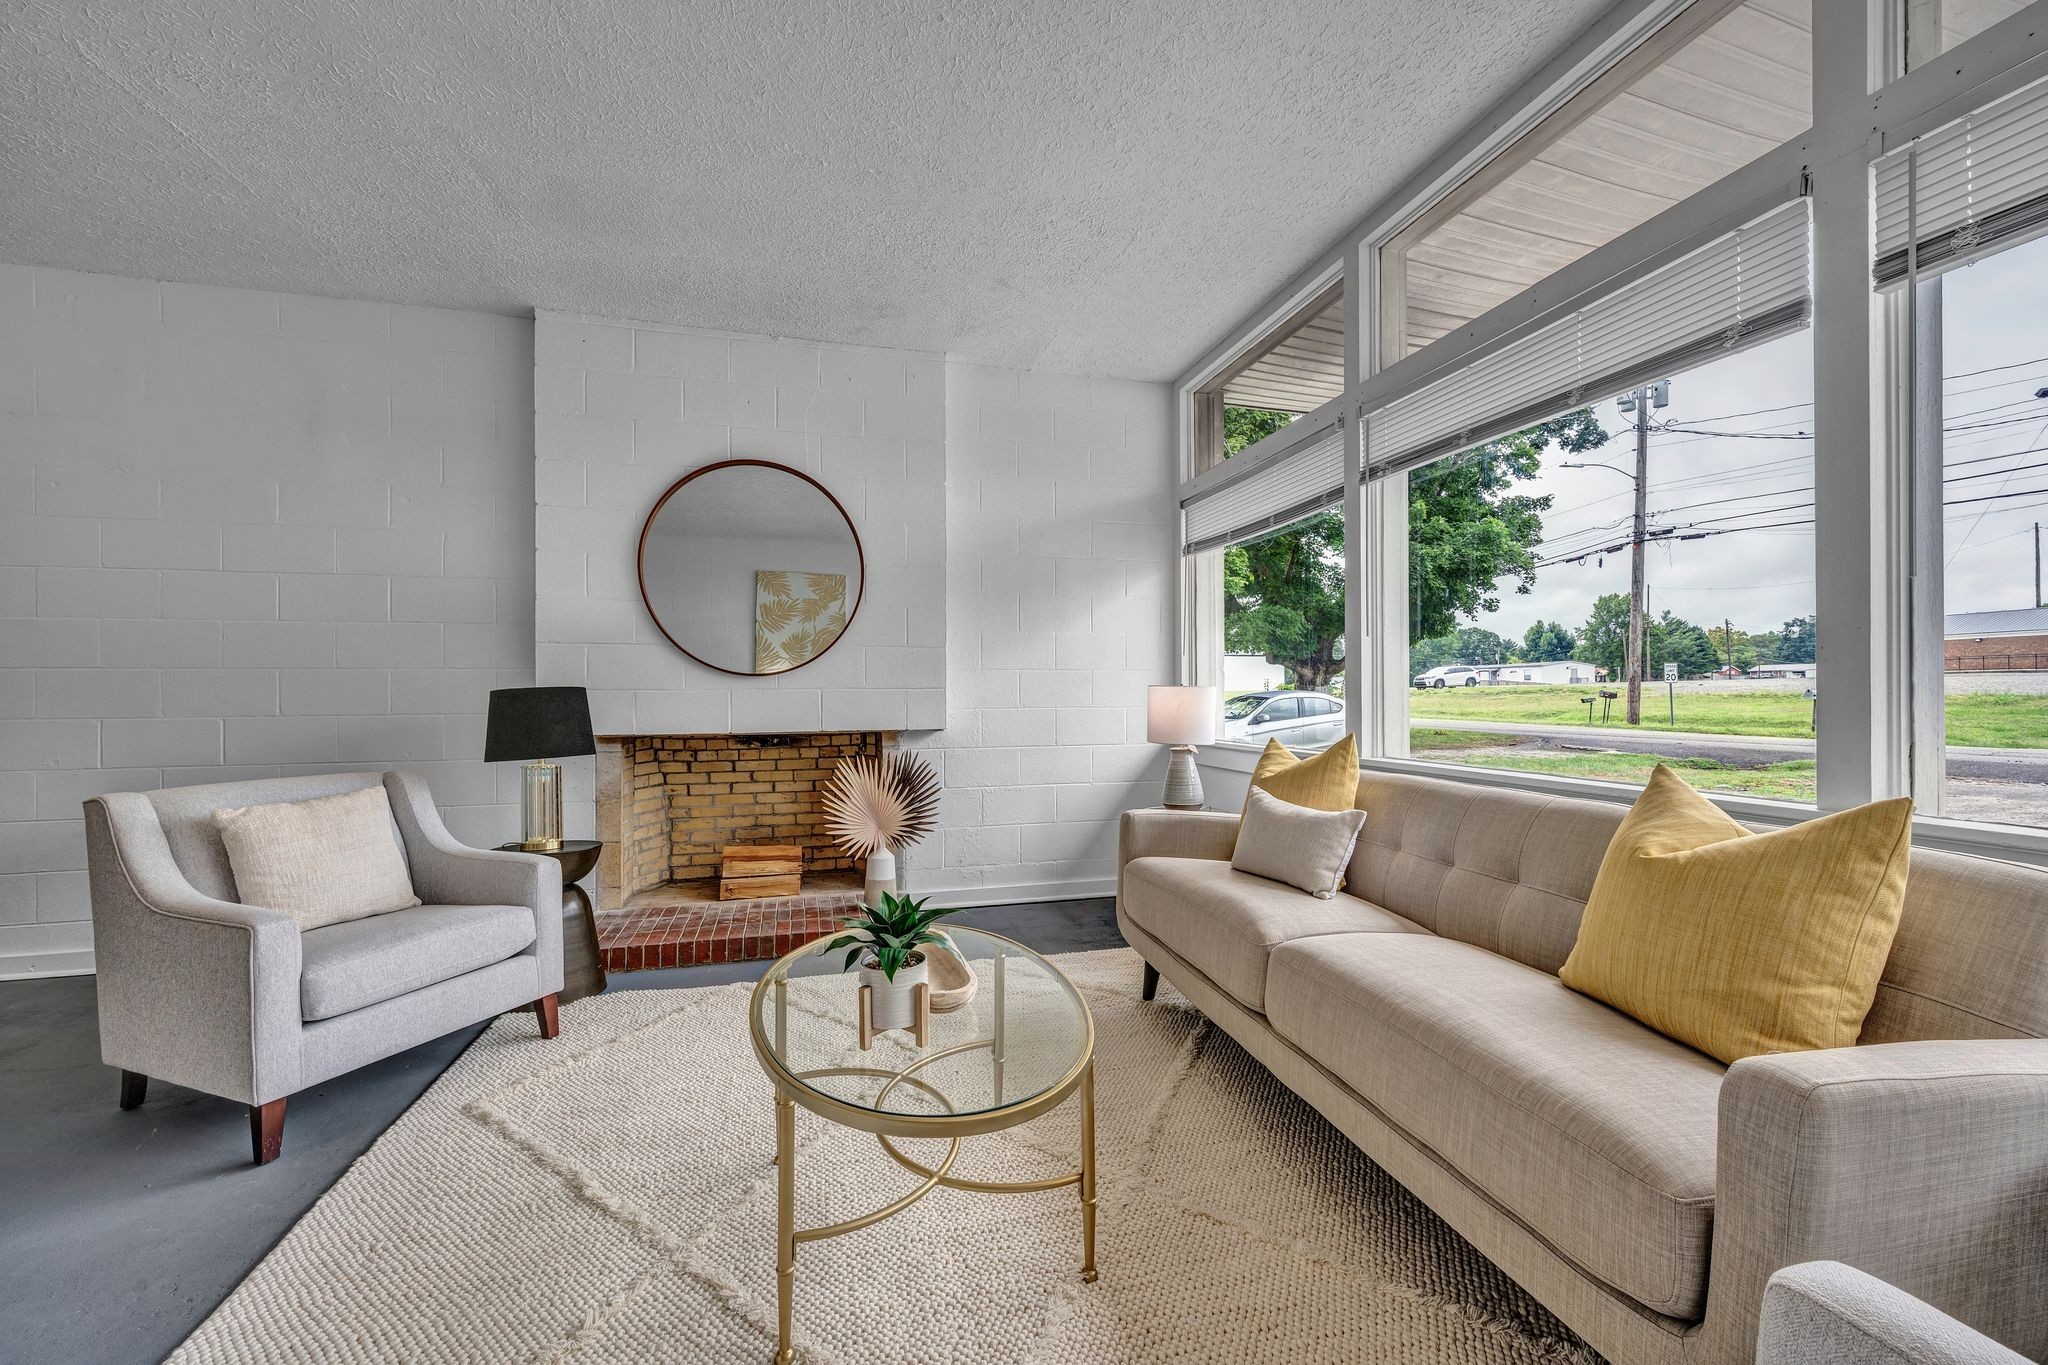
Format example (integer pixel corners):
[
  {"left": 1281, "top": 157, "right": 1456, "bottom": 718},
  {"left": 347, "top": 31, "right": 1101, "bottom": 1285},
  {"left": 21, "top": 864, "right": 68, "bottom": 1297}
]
[{"left": 593, "top": 730, "right": 893, "bottom": 969}]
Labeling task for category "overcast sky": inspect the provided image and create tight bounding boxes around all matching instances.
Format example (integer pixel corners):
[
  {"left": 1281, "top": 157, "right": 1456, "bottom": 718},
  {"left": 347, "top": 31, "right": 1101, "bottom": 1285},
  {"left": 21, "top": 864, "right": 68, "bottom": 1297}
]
[{"left": 1462, "top": 234, "right": 2048, "bottom": 645}]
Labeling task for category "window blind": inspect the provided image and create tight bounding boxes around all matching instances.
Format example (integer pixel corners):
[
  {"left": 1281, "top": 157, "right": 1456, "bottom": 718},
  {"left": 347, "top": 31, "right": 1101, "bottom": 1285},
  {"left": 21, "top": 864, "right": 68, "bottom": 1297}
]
[
  {"left": 1874, "top": 73, "right": 2048, "bottom": 287},
  {"left": 1181, "top": 410, "right": 1347, "bottom": 556},
  {"left": 1364, "top": 198, "right": 1812, "bottom": 479}
]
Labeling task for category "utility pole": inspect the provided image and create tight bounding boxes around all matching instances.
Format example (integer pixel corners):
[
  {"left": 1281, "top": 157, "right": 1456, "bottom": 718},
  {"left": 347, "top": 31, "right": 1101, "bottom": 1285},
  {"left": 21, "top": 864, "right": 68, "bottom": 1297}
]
[
  {"left": 1625, "top": 387, "right": 1651, "bottom": 724},
  {"left": 1724, "top": 616, "right": 1735, "bottom": 673},
  {"left": 2036, "top": 522, "right": 2041, "bottom": 607}
]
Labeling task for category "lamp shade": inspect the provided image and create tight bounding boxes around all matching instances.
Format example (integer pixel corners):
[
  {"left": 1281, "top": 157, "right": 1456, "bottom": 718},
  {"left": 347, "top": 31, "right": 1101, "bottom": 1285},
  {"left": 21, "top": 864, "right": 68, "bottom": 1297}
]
[
  {"left": 1146, "top": 685, "right": 1220, "bottom": 746},
  {"left": 484, "top": 686, "right": 596, "bottom": 762}
]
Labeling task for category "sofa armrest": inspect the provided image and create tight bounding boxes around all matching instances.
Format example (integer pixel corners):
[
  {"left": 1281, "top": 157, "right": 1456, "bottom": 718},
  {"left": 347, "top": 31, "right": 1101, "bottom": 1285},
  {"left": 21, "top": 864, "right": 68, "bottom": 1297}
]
[
  {"left": 1118, "top": 807, "right": 1240, "bottom": 864},
  {"left": 85, "top": 793, "right": 304, "bottom": 1104},
  {"left": 1759, "top": 1262, "right": 2032, "bottom": 1365},
  {"left": 383, "top": 770, "right": 563, "bottom": 994},
  {"left": 1710, "top": 1040, "right": 2048, "bottom": 1362},
  {"left": 1117, "top": 807, "right": 1242, "bottom": 904}
]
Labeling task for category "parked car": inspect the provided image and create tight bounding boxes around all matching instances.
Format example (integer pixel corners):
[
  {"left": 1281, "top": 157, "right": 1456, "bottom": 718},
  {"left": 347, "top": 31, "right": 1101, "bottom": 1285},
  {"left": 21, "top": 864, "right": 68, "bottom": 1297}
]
[
  {"left": 1412, "top": 665, "right": 1489, "bottom": 689},
  {"left": 1221, "top": 690, "right": 1345, "bottom": 747}
]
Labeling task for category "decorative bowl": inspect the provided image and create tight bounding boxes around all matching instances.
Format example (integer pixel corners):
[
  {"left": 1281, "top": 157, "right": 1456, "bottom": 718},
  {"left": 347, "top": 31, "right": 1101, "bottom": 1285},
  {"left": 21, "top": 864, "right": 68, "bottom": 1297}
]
[{"left": 924, "top": 935, "right": 979, "bottom": 1013}]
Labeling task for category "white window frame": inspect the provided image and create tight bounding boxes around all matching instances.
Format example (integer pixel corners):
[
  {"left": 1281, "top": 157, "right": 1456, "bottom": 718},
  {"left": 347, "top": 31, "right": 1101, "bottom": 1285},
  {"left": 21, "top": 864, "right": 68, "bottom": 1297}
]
[{"left": 1172, "top": 0, "right": 2048, "bottom": 864}]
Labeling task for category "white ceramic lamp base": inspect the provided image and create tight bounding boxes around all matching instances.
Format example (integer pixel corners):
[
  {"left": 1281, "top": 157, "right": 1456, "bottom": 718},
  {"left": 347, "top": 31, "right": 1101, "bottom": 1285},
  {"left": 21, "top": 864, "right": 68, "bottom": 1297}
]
[{"left": 1162, "top": 745, "right": 1204, "bottom": 810}]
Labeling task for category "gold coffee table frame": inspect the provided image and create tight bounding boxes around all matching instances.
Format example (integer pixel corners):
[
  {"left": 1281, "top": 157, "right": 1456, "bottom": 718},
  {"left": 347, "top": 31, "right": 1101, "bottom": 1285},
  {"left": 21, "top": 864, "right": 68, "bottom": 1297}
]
[{"left": 746, "top": 931, "right": 1098, "bottom": 1364}]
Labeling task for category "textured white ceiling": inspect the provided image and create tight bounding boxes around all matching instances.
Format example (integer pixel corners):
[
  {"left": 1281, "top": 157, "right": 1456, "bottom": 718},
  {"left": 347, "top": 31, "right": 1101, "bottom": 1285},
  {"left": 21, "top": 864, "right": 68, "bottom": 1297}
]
[{"left": 0, "top": 0, "right": 1613, "bottom": 380}]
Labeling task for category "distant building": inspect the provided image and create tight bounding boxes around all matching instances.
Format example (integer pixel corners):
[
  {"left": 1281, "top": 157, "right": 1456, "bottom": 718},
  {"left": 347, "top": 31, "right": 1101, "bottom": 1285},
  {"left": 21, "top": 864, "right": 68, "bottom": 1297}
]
[
  {"left": 1945, "top": 606, "right": 2048, "bottom": 671},
  {"left": 1223, "top": 652, "right": 1286, "bottom": 694},
  {"left": 1491, "top": 660, "right": 1599, "bottom": 685},
  {"left": 1749, "top": 662, "right": 1816, "bottom": 678}
]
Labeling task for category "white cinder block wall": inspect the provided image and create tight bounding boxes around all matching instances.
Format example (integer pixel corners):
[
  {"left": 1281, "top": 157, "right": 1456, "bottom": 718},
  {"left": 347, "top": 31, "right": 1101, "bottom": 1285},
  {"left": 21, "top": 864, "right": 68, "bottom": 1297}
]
[
  {"left": 0, "top": 265, "right": 535, "bottom": 977},
  {"left": 2, "top": 277, "right": 1176, "bottom": 974},
  {"left": 532, "top": 315, "right": 1174, "bottom": 902},
  {"left": 530, "top": 313, "right": 951, "bottom": 838},
  {"left": 911, "top": 365, "right": 1173, "bottom": 899}
]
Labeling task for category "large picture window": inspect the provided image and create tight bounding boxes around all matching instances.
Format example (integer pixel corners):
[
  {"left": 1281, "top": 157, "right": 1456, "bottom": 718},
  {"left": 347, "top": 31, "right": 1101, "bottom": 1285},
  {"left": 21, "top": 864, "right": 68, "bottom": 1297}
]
[
  {"left": 1177, "top": 0, "right": 2048, "bottom": 853},
  {"left": 1220, "top": 509, "right": 1348, "bottom": 754},
  {"left": 1189, "top": 279, "right": 1344, "bottom": 476},
  {"left": 1901, "top": 0, "right": 2031, "bottom": 72},
  {"left": 1913, "top": 232, "right": 2048, "bottom": 828},
  {"left": 1380, "top": 0, "right": 1811, "bottom": 361},
  {"left": 1402, "top": 329, "right": 1816, "bottom": 801}
]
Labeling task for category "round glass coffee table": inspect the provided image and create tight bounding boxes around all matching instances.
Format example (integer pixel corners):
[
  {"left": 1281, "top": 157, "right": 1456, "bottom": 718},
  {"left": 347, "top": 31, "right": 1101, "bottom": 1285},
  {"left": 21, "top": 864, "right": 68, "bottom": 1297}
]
[{"left": 747, "top": 926, "right": 1097, "bottom": 1363}]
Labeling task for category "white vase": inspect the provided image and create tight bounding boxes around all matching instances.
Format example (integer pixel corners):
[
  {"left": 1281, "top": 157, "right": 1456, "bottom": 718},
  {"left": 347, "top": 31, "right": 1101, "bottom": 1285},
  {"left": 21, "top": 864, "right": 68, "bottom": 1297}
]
[
  {"left": 860, "top": 952, "right": 927, "bottom": 1032},
  {"left": 864, "top": 848, "right": 898, "bottom": 908}
]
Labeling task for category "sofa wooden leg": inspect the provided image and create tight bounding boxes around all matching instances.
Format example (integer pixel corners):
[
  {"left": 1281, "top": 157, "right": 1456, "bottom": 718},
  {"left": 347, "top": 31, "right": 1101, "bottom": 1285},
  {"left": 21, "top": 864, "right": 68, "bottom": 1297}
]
[
  {"left": 533, "top": 992, "right": 561, "bottom": 1039},
  {"left": 119, "top": 1070, "right": 147, "bottom": 1110},
  {"left": 250, "top": 1097, "right": 286, "bottom": 1165},
  {"left": 1141, "top": 963, "right": 1159, "bottom": 1002}
]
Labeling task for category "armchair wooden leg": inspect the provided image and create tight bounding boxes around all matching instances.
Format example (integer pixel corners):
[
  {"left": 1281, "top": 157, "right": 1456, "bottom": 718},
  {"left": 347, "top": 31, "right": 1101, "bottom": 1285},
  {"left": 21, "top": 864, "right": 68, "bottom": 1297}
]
[
  {"left": 533, "top": 992, "right": 561, "bottom": 1039},
  {"left": 250, "top": 1097, "right": 286, "bottom": 1165},
  {"left": 119, "top": 1070, "right": 148, "bottom": 1110},
  {"left": 1141, "top": 963, "right": 1159, "bottom": 1002}
]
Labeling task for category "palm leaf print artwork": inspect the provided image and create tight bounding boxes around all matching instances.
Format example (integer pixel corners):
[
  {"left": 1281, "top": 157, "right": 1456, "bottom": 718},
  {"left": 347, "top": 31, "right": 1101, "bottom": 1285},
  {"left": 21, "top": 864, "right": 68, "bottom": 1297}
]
[{"left": 755, "top": 571, "right": 847, "bottom": 672}]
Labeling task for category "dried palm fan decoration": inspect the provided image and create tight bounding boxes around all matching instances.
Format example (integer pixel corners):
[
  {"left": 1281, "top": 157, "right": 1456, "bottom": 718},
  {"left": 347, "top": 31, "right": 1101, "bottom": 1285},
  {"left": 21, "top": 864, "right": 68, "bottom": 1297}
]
[
  {"left": 822, "top": 751, "right": 941, "bottom": 858},
  {"left": 825, "top": 751, "right": 939, "bottom": 907}
]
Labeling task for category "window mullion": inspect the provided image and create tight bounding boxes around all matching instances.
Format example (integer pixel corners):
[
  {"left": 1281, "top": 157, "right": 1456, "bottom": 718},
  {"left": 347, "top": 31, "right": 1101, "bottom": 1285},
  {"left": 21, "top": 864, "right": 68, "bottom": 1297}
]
[
  {"left": 1811, "top": 0, "right": 1906, "bottom": 810},
  {"left": 1344, "top": 235, "right": 1368, "bottom": 755}
]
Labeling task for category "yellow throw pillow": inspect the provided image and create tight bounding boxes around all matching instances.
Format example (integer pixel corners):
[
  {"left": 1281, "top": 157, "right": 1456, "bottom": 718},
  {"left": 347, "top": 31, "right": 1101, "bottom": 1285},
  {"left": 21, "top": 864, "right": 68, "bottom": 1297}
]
[
  {"left": 1559, "top": 765, "right": 1912, "bottom": 1065},
  {"left": 1246, "top": 733, "right": 1358, "bottom": 813}
]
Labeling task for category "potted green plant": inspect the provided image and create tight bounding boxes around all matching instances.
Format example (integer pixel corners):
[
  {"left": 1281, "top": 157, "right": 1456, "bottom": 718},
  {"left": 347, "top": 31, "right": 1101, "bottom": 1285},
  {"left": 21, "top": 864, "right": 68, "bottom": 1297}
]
[{"left": 821, "top": 892, "right": 948, "bottom": 1032}]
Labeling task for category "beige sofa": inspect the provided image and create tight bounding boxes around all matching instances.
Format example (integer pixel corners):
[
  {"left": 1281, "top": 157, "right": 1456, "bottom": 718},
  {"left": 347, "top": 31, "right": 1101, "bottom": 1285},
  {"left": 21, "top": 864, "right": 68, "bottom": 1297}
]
[{"left": 1117, "top": 770, "right": 2048, "bottom": 1365}]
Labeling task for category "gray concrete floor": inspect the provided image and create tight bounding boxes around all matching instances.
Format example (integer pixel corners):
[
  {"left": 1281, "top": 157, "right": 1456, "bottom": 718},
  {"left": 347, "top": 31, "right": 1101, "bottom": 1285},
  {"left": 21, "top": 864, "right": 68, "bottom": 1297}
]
[{"left": 0, "top": 898, "right": 1121, "bottom": 1365}]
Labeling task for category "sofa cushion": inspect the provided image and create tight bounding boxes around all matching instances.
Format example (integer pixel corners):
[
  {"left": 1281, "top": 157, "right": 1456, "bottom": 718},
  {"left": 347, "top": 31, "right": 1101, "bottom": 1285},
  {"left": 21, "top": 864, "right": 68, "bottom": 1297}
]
[
  {"left": 1121, "top": 855, "right": 1426, "bottom": 1012},
  {"left": 1561, "top": 765, "right": 1913, "bottom": 1065},
  {"left": 1231, "top": 787, "right": 1367, "bottom": 898},
  {"left": 215, "top": 784, "right": 421, "bottom": 931},
  {"left": 1248, "top": 733, "right": 1360, "bottom": 812},
  {"left": 299, "top": 902, "right": 537, "bottom": 1022},
  {"left": 1266, "top": 932, "right": 1724, "bottom": 1320}
]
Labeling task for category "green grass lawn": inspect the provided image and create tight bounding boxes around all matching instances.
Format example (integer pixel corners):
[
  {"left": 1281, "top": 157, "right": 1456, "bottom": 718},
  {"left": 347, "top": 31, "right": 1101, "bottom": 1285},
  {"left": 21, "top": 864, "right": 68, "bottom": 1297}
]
[
  {"left": 1407, "top": 726, "right": 1819, "bottom": 801},
  {"left": 1408, "top": 684, "right": 2048, "bottom": 749}
]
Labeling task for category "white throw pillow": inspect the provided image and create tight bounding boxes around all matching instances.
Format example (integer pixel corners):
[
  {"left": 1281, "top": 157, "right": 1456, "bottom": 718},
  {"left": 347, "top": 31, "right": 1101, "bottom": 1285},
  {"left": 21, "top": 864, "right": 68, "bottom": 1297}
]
[
  {"left": 1230, "top": 786, "right": 1367, "bottom": 899},
  {"left": 214, "top": 785, "right": 421, "bottom": 930}
]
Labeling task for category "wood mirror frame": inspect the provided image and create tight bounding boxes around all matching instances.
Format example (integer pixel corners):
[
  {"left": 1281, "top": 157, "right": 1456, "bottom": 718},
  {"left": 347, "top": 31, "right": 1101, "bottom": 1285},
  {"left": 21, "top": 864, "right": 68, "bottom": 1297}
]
[{"left": 635, "top": 458, "right": 866, "bottom": 678}]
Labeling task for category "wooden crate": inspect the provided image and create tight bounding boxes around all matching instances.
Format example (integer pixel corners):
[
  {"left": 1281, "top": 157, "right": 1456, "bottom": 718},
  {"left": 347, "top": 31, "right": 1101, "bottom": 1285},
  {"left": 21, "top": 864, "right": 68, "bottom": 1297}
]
[{"left": 720, "top": 843, "right": 803, "bottom": 900}]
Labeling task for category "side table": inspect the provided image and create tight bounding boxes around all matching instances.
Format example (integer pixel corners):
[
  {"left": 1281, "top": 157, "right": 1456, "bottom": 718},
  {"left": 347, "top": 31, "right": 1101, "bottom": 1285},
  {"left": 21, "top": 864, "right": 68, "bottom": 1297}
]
[{"left": 500, "top": 839, "right": 606, "bottom": 1003}]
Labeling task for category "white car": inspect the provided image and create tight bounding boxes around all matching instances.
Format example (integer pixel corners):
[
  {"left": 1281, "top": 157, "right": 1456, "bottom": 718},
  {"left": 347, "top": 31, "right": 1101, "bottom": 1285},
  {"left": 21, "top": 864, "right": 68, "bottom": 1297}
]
[
  {"left": 1221, "top": 690, "right": 1346, "bottom": 747},
  {"left": 1412, "top": 665, "right": 1489, "bottom": 689}
]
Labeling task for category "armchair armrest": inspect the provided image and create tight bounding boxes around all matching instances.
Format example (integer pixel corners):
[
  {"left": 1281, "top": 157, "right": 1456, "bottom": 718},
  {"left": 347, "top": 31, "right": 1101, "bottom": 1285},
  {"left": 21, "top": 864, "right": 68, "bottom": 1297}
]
[
  {"left": 383, "top": 770, "right": 563, "bottom": 994},
  {"left": 1710, "top": 1040, "right": 2048, "bottom": 1362},
  {"left": 85, "top": 793, "right": 303, "bottom": 1104},
  {"left": 1760, "top": 1262, "right": 2032, "bottom": 1365}
]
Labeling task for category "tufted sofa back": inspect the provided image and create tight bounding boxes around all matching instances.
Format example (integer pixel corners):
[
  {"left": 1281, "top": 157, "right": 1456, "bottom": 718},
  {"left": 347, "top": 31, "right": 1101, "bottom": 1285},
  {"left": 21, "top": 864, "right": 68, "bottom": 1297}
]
[{"left": 1345, "top": 770, "right": 2048, "bottom": 1043}]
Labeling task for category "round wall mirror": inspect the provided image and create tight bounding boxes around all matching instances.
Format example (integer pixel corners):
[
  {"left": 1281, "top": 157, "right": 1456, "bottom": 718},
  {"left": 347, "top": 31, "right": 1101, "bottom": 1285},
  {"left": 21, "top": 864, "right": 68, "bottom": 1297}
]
[{"left": 637, "top": 460, "right": 864, "bottom": 676}]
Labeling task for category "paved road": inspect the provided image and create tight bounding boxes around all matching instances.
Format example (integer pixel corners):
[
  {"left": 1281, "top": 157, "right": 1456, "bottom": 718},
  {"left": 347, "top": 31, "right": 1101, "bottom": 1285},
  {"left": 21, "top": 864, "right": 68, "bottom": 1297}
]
[{"left": 1415, "top": 717, "right": 2048, "bottom": 784}]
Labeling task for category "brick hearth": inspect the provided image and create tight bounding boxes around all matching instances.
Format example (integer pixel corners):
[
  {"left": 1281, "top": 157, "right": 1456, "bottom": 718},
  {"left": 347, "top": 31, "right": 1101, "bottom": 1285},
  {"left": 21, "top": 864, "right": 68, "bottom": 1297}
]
[{"left": 595, "top": 870, "right": 866, "bottom": 971}]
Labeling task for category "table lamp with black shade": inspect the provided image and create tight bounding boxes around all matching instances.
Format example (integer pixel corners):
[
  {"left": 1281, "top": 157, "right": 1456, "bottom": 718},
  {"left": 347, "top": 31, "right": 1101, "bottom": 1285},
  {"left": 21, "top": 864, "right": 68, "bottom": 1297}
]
[{"left": 485, "top": 686, "right": 595, "bottom": 852}]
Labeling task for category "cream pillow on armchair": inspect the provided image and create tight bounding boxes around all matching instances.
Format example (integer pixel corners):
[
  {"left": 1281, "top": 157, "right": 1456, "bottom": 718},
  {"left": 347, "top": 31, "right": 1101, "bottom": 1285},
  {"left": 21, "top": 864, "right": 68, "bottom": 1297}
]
[{"left": 214, "top": 785, "right": 422, "bottom": 930}]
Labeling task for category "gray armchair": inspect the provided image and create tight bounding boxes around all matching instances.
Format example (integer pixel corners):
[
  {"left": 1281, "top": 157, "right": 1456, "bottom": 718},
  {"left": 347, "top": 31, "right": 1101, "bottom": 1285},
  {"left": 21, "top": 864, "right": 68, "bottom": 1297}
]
[
  {"left": 84, "top": 769, "right": 563, "bottom": 1164},
  {"left": 1759, "top": 1263, "right": 2033, "bottom": 1365}
]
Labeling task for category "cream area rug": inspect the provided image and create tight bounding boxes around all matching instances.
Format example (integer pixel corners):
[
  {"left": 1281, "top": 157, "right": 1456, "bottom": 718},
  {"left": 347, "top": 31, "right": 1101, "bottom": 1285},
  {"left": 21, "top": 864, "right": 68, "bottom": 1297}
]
[{"left": 173, "top": 949, "right": 1600, "bottom": 1364}]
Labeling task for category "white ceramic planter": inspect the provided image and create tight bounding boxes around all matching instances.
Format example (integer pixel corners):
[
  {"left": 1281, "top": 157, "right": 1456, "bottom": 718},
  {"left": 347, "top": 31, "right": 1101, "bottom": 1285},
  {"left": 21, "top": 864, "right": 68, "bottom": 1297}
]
[{"left": 860, "top": 952, "right": 927, "bottom": 1031}]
